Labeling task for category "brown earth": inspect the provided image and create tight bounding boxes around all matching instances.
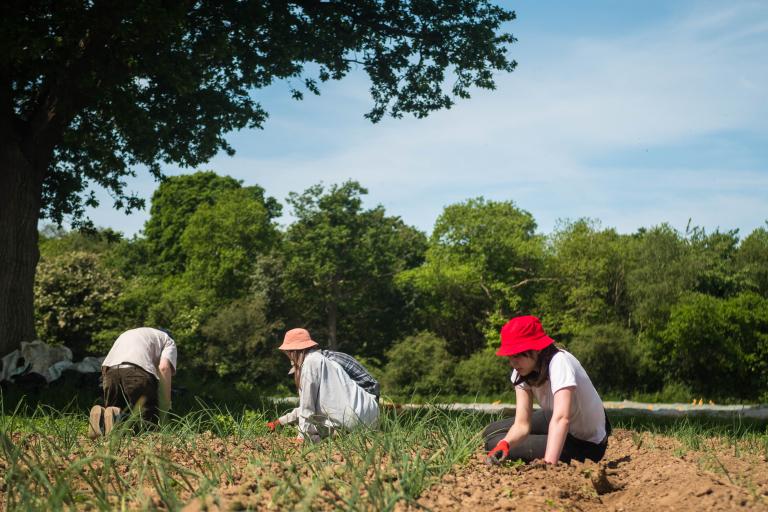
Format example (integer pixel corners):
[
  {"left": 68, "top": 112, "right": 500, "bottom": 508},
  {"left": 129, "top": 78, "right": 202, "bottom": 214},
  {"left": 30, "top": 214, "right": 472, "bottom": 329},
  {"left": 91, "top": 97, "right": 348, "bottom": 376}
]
[
  {"left": 184, "top": 430, "right": 768, "bottom": 512},
  {"left": 4, "top": 429, "right": 767, "bottom": 510},
  {"left": 186, "top": 429, "right": 768, "bottom": 511},
  {"left": 407, "top": 430, "right": 768, "bottom": 512}
]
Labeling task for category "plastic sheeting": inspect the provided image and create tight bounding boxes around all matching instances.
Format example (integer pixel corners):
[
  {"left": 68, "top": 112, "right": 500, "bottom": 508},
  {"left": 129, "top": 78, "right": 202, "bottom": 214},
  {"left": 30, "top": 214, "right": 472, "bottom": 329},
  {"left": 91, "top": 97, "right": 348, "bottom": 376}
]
[{"left": 0, "top": 340, "right": 104, "bottom": 384}]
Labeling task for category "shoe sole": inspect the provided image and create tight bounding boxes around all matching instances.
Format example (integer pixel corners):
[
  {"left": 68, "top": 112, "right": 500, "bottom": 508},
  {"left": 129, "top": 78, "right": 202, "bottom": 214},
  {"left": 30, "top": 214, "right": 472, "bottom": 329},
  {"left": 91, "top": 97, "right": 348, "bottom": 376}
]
[
  {"left": 104, "top": 406, "right": 121, "bottom": 434},
  {"left": 88, "top": 405, "right": 104, "bottom": 439}
]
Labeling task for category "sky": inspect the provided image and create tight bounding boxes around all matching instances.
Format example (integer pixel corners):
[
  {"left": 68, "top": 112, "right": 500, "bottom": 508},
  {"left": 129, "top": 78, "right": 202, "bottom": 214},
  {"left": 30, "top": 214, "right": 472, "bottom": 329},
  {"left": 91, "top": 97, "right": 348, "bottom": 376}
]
[{"left": 78, "top": 0, "right": 768, "bottom": 239}]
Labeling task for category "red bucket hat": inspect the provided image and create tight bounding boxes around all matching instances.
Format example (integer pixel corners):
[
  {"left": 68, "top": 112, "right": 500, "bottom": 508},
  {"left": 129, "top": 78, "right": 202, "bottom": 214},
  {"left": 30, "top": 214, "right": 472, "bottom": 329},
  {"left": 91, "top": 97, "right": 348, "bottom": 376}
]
[{"left": 496, "top": 316, "right": 554, "bottom": 356}]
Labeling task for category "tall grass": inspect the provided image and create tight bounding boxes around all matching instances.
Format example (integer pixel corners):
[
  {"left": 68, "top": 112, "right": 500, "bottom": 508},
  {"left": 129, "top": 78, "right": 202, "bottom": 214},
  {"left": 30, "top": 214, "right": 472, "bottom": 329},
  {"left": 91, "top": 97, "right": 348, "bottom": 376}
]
[
  {"left": 0, "top": 397, "right": 486, "bottom": 511},
  {"left": 2, "top": 393, "right": 766, "bottom": 511},
  {"left": 611, "top": 411, "right": 768, "bottom": 463}
]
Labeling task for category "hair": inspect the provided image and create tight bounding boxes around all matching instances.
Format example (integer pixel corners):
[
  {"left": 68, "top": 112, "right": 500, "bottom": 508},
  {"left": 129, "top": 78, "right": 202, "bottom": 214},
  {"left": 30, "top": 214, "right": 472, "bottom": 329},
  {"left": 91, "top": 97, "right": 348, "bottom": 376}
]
[
  {"left": 511, "top": 343, "right": 561, "bottom": 388},
  {"left": 284, "top": 348, "right": 317, "bottom": 392}
]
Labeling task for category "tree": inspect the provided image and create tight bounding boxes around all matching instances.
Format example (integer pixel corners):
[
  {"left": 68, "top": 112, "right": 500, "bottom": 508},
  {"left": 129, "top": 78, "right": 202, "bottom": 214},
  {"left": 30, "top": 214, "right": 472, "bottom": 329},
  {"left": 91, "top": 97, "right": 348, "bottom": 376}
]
[
  {"left": 200, "top": 295, "right": 284, "bottom": 386},
  {"left": 397, "top": 197, "right": 544, "bottom": 356},
  {"left": 38, "top": 225, "right": 124, "bottom": 258},
  {"left": 734, "top": 224, "right": 768, "bottom": 297},
  {"left": 567, "top": 323, "right": 642, "bottom": 395},
  {"left": 180, "top": 188, "right": 279, "bottom": 299},
  {"left": 135, "top": 177, "right": 281, "bottom": 370},
  {"left": 282, "top": 181, "right": 426, "bottom": 355},
  {"left": 625, "top": 224, "right": 695, "bottom": 334},
  {"left": 0, "top": 1, "right": 517, "bottom": 353},
  {"left": 659, "top": 292, "right": 768, "bottom": 399},
  {"left": 537, "top": 219, "right": 628, "bottom": 340},
  {"left": 687, "top": 226, "right": 742, "bottom": 298},
  {"left": 143, "top": 171, "right": 280, "bottom": 275}
]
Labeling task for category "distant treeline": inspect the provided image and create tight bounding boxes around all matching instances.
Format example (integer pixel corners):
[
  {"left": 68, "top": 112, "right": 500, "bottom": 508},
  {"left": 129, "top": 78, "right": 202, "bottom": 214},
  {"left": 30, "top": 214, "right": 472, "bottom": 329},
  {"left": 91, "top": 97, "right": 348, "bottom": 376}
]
[{"left": 35, "top": 171, "right": 768, "bottom": 402}]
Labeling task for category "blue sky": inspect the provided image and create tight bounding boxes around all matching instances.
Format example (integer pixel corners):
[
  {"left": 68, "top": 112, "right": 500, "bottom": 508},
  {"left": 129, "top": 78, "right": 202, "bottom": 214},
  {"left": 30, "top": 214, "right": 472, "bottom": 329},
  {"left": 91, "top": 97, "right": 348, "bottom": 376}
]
[{"left": 79, "top": 0, "right": 768, "bottom": 239}]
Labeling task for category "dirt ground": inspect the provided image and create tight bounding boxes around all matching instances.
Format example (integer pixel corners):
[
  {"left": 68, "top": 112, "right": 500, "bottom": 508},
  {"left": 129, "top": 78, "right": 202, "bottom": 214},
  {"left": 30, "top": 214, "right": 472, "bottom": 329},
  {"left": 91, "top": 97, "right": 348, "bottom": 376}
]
[
  {"left": 407, "top": 429, "right": 768, "bottom": 512},
  {"left": 183, "top": 429, "right": 768, "bottom": 511},
  {"left": 5, "top": 427, "right": 767, "bottom": 510}
]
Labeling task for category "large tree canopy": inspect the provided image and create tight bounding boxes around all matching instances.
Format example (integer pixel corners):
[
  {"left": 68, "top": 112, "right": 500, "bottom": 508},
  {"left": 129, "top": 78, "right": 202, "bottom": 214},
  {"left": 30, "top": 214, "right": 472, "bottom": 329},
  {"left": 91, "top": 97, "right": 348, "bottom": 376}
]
[
  {"left": 0, "top": 1, "right": 516, "bottom": 352},
  {"left": 282, "top": 181, "right": 426, "bottom": 356},
  {"left": 396, "top": 197, "right": 543, "bottom": 356}
]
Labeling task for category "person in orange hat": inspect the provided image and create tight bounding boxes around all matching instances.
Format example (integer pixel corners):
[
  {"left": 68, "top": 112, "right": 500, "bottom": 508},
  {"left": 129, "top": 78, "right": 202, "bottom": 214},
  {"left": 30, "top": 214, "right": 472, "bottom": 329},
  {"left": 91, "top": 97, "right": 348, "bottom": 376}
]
[
  {"left": 484, "top": 316, "right": 611, "bottom": 465},
  {"left": 266, "top": 328, "right": 380, "bottom": 442}
]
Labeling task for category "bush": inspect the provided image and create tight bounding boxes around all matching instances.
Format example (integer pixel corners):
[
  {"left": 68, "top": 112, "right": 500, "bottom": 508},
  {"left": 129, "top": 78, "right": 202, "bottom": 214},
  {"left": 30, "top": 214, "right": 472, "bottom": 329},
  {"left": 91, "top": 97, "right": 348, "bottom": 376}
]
[
  {"left": 660, "top": 291, "right": 768, "bottom": 399},
  {"left": 200, "top": 295, "right": 284, "bottom": 386},
  {"left": 454, "top": 348, "right": 510, "bottom": 395},
  {"left": 381, "top": 331, "right": 456, "bottom": 397},
  {"left": 88, "top": 274, "right": 165, "bottom": 354},
  {"left": 631, "top": 381, "right": 694, "bottom": 403},
  {"left": 567, "top": 323, "right": 642, "bottom": 396},
  {"left": 34, "top": 251, "right": 123, "bottom": 358}
]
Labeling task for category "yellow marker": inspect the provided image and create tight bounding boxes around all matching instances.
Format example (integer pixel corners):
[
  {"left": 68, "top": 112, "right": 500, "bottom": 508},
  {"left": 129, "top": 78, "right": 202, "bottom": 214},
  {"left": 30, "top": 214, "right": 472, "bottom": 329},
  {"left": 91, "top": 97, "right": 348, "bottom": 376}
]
[{"left": 698, "top": 398, "right": 703, "bottom": 406}]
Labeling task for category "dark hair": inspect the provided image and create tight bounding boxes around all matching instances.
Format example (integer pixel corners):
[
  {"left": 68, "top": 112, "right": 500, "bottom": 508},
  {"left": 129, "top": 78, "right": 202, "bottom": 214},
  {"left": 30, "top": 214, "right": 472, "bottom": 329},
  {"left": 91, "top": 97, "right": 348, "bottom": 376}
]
[
  {"left": 511, "top": 343, "right": 561, "bottom": 388},
  {"left": 157, "top": 327, "right": 174, "bottom": 340}
]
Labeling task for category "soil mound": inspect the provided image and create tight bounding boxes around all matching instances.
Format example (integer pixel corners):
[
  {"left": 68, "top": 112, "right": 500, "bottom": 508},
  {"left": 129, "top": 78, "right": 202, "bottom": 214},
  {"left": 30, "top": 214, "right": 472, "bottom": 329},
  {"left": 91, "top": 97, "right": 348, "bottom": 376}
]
[{"left": 410, "top": 429, "right": 768, "bottom": 511}]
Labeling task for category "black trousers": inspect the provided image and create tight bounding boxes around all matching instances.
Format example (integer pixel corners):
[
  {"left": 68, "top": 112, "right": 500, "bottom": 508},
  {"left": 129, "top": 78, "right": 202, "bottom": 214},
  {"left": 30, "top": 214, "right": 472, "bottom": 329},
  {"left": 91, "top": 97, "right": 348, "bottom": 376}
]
[{"left": 483, "top": 409, "right": 611, "bottom": 463}]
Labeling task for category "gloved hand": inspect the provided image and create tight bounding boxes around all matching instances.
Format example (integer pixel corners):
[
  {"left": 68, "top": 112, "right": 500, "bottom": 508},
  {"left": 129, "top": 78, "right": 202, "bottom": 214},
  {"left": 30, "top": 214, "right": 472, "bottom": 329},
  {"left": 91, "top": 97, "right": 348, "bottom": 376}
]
[
  {"left": 486, "top": 439, "right": 510, "bottom": 464},
  {"left": 266, "top": 419, "right": 281, "bottom": 432}
]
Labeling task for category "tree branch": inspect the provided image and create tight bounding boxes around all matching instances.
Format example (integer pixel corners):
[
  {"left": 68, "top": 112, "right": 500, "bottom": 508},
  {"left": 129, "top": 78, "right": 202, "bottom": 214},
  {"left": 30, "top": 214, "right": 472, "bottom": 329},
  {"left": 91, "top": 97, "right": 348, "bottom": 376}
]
[{"left": 510, "top": 277, "right": 560, "bottom": 290}]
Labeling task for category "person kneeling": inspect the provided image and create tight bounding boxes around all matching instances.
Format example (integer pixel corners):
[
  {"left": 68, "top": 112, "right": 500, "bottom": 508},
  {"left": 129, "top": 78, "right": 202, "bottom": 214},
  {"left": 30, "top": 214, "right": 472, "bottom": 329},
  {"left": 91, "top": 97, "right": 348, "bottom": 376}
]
[
  {"left": 89, "top": 327, "right": 176, "bottom": 437},
  {"left": 484, "top": 316, "right": 611, "bottom": 465},
  {"left": 267, "top": 328, "right": 379, "bottom": 443}
]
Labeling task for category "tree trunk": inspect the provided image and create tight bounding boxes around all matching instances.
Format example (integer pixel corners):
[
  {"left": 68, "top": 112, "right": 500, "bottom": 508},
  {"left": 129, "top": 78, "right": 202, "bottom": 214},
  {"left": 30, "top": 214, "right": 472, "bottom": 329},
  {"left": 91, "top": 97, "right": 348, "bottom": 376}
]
[
  {"left": 327, "top": 280, "right": 339, "bottom": 351},
  {"left": 327, "top": 299, "right": 338, "bottom": 351},
  {"left": 0, "top": 141, "right": 43, "bottom": 355}
]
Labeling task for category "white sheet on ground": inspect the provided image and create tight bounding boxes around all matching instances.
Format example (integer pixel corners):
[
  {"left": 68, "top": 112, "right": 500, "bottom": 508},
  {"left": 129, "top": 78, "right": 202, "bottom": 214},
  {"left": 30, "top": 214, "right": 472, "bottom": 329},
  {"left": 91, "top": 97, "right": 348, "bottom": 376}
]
[{"left": 0, "top": 340, "right": 104, "bottom": 384}]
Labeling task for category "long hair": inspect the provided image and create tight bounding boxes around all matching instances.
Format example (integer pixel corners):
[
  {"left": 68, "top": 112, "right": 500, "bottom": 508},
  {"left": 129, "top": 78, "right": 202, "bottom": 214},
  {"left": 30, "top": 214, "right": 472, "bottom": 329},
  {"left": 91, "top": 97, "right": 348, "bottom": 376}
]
[
  {"left": 285, "top": 348, "right": 312, "bottom": 392},
  {"left": 511, "top": 343, "right": 561, "bottom": 388}
]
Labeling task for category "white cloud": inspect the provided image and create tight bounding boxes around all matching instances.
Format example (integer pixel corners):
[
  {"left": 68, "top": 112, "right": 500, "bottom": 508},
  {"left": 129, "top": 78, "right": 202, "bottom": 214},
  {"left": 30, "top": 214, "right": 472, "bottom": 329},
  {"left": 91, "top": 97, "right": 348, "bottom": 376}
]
[{"left": 79, "top": 1, "right": 768, "bottom": 238}]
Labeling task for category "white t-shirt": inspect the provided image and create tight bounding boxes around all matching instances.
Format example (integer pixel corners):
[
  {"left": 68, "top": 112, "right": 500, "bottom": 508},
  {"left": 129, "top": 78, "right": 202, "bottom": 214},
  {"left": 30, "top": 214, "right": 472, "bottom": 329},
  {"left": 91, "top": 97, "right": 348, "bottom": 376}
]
[
  {"left": 102, "top": 327, "right": 178, "bottom": 380},
  {"left": 511, "top": 350, "right": 606, "bottom": 444}
]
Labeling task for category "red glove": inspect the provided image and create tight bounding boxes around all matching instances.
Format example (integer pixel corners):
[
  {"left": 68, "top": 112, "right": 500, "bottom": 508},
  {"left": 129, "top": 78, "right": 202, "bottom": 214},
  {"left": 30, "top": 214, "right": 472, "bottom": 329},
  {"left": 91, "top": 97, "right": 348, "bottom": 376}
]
[
  {"left": 487, "top": 439, "right": 510, "bottom": 464},
  {"left": 266, "top": 419, "right": 281, "bottom": 432}
]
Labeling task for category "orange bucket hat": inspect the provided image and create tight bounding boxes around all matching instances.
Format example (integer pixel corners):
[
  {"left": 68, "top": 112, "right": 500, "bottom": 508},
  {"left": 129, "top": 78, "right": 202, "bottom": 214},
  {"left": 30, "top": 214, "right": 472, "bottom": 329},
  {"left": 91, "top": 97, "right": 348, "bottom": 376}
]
[{"left": 279, "top": 328, "right": 319, "bottom": 351}]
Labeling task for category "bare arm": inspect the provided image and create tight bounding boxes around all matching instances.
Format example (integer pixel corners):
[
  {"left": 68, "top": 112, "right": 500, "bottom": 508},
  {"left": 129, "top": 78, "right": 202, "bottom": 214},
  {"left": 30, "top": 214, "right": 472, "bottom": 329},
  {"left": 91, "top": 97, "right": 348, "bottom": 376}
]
[
  {"left": 158, "top": 357, "right": 174, "bottom": 415},
  {"left": 503, "top": 387, "right": 534, "bottom": 447},
  {"left": 544, "top": 386, "right": 574, "bottom": 464}
]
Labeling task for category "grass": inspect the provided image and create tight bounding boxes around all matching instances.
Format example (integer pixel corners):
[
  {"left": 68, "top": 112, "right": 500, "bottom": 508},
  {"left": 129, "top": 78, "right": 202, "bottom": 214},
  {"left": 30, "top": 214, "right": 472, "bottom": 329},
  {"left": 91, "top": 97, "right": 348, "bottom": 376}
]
[
  {"left": 611, "top": 408, "right": 768, "bottom": 497},
  {"left": 1, "top": 391, "right": 767, "bottom": 511},
  {"left": 610, "top": 412, "right": 768, "bottom": 452},
  {"left": 0, "top": 394, "right": 487, "bottom": 511}
]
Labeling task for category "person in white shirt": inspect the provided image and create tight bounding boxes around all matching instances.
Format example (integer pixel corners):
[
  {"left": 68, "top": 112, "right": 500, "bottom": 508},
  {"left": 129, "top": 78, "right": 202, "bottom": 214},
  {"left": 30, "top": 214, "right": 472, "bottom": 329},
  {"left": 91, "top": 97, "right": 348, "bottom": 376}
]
[
  {"left": 484, "top": 316, "right": 611, "bottom": 464},
  {"left": 266, "top": 328, "right": 379, "bottom": 442},
  {"left": 89, "top": 327, "right": 177, "bottom": 437}
]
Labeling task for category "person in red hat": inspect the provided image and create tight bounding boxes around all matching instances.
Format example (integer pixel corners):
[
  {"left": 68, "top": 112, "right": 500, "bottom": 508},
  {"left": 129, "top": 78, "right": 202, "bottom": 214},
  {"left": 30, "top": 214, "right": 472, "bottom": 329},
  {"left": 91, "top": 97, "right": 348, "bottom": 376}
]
[
  {"left": 484, "top": 316, "right": 611, "bottom": 464},
  {"left": 265, "top": 328, "right": 380, "bottom": 442}
]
